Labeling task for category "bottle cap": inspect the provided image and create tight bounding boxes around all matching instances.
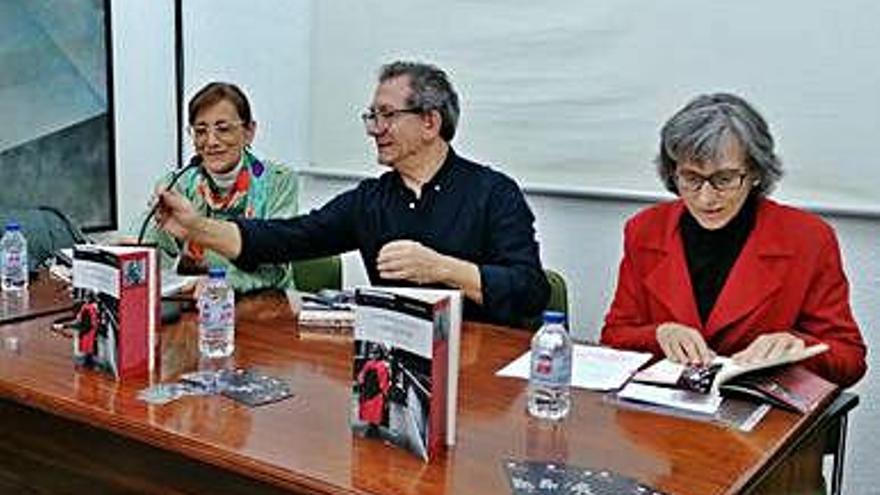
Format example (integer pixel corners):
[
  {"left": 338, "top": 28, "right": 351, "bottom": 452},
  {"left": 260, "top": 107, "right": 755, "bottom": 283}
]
[
  {"left": 542, "top": 310, "right": 565, "bottom": 325},
  {"left": 4, "top": 221, "right": 21, "bottom": 231},
  {"left": 207, "top": 267, "right": 227, "bottom": 279}
]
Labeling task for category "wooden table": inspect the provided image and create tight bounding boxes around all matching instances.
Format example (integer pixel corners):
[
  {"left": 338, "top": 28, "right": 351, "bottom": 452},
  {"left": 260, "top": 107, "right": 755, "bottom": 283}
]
[
  {"left": 0, "top": 270, "right": 72, "bottom": 324},
  {"left": 0, "top": 291, "right": 843, "bottom": 494}
]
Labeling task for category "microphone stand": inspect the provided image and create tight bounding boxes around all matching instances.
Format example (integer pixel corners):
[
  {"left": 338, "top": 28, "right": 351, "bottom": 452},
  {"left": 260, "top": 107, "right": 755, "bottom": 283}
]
[
  {"left": 134, "top": 155, "right": 203, "bottom": 325},
  {"left": 136, "top": 155, "right": 203, "bottom": 245}
]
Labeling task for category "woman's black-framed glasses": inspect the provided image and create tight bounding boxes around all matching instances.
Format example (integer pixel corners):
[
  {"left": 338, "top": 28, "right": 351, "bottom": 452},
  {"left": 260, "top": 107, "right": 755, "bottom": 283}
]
[
  {"left": 360, "top": 108, "right": 422, "bottom": 129},
  {"left": 675, "top": 169, "right": 749, "bottom": 193}
]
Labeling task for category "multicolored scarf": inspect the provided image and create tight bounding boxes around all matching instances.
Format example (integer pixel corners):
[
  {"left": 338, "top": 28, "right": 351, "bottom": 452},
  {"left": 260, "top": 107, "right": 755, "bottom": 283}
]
[{"left": 182, "top": 150, "right": 270, "bottom": 264}]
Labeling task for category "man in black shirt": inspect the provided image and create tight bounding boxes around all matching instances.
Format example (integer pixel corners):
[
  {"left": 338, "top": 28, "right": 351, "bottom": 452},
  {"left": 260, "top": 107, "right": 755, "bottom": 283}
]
[{"left": 156, "top": 61, "right": 550, "bottom": 326}]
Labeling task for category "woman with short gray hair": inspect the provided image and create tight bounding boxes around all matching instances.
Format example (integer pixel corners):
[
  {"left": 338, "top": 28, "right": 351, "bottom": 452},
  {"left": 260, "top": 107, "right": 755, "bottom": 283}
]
[
  {"left": 601, "top": 92, "right": 866, "bottom": 389},
  {"left": 656, "top": 93, "right": 783, "bottom": 196}
]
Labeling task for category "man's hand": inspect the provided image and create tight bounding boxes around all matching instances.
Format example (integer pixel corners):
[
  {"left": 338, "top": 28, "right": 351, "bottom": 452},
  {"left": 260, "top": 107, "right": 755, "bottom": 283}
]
[
  {"left": 731, "top": 332, "right": 805, "bottom": 364},
  {"left": 656, "top": 322, "right": 715, "bottom": 365},
  {"left": 377, "top": 240, "right": 444, "bottom": 284},
  {"left": 155, "top": 190, "right": 200, "bottom": 240},
  {"left": 154, "top": 189, "right": 242, "bottom": 259},
  {"left": 377, "top": 240, "right": 483, "bottom": 303}
]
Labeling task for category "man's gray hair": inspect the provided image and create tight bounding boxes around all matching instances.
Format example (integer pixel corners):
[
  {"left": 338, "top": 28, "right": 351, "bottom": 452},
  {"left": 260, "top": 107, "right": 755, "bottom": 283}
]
[
  {"left": 656, "top": 93, "right": 783, "bottom": 195},
  {"left": 379, "top": 61, "right": 460, "bottom": 142}
]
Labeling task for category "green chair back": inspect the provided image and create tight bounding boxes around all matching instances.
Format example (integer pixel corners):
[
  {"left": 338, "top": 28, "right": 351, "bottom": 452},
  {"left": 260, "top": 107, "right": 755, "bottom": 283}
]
[
  {"left": 523, "top": 268, "right": 569, "bottom": 330},
  {"left": 544, "top": 269, "right": 568, "bottom": 317},
  {"left": 291, "top": 256, "right": 342, "bottom": 293}
]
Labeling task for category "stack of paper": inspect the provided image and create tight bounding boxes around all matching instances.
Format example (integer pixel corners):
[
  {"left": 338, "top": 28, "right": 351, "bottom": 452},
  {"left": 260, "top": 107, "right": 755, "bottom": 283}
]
[{"left": 496, "top": 344, "right": 652, "bottom": 391}]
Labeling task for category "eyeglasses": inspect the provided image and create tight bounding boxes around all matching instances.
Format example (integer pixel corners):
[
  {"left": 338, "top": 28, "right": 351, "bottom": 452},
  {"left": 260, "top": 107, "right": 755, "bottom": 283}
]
[
  {"left": 188, "top": 120, "right": 246, "bottom": 142},
  {"left": 360, "top": 108, "right": 422, "bottom": 129},
  {"left": 675, "top": 169, "right": 749, "bottom": 193}
]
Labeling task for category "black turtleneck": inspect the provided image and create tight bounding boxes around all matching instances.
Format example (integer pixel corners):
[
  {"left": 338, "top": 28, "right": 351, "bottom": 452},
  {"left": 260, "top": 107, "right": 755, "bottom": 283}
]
[{"left": 680, "top": 194, "right": 758, "bottom": 324}]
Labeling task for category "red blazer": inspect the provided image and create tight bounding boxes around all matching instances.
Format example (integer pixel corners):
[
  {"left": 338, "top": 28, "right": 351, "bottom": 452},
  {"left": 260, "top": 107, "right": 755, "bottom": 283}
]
[{"left": 601, "top": 198, "right": 867, "bottom": 387}]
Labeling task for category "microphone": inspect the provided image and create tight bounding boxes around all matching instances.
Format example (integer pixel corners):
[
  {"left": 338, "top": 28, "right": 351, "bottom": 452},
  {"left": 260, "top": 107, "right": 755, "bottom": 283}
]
[{"left": 136, "top": 155, "right": 203, "bottom": 245}]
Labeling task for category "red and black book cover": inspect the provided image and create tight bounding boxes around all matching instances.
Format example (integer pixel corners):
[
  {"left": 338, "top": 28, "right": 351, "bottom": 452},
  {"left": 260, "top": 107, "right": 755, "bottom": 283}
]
[
  {"left": 721, "top": 364, "right": 837, "bottom": 413},
  {"left": 72, "top": 245, "right": 158, "bottom": 380},
  {"left": 352, "top": 288, "right": 450, "bottom": 461}
]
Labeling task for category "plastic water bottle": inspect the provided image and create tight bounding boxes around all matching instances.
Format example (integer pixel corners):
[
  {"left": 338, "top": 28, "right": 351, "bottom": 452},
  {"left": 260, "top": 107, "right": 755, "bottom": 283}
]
[
  {"left": 527, "top": 311, "right": 572, "bottom": 420},
  {"left": 1, "top": 221, "right": 29, "bottom": 292},
  {"left": 198, "top": 267, "right": 235, "bottom": 358}
]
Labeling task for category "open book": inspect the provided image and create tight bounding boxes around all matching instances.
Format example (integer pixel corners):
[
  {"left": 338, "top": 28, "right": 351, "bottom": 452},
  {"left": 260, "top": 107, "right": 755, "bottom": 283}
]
[{"left": 620, "top": 343, "right": 834, "bottom": 414}]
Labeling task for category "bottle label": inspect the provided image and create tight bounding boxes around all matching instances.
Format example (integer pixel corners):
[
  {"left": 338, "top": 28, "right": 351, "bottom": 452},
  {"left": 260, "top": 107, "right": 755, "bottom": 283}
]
[
  {"left": 199, "top": 297, "right": 234, "bottom": 331},
  {"left": 3, "top": 251, "right": 22, "bottom": 269},
  {"left": 2, "top": 249, "right": 25, "bottom": 285},
  {"left": 530, "top": 349, "right": 572, "bottom": 387}
]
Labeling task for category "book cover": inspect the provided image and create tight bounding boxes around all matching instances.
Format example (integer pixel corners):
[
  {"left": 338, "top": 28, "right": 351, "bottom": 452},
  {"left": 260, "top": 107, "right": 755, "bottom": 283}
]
[
  {"left": 351, "top": 288, "right": 451, "bottom": 461},
  {"left": 71, "top": 245, "right": 158, "bottom": 380},
  {"left": 717, "top": 364, "right": 836, "bottom": 414},
  {"left": 374, "top": 287, "right": 462, "bottom": 447},
  {"left": 623, "top": 344, "right": 833, "bottom": 414}
]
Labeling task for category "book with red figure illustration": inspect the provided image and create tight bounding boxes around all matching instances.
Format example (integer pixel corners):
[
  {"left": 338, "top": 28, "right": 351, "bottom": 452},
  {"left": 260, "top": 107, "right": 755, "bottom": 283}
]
[
  {"left": 71, "top": 245, "right": 158, "bottom": 380},
  {"left": 351, "top": 287, "right": 456, "bottom": 461}
]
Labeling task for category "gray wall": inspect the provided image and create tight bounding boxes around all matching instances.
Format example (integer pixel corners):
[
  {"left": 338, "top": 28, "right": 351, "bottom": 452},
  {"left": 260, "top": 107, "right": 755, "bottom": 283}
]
[
  {"left": 1, "top": 1, "right": 113, "bottom": 229},
  {"left": 110, "top": 0, "right": 177, "bottom": 234}
]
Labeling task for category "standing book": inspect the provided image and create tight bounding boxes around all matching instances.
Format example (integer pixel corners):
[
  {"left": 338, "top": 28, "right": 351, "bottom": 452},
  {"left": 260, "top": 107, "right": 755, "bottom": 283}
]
[
  {"left": 351, "top": 287, "right": 457, "bottom": 461},
  {"left": 376, "top": 287, "right": 463, "bottom": 447},
  {"left": 72, "top": 245, "right": 159, "bottom": 379}
]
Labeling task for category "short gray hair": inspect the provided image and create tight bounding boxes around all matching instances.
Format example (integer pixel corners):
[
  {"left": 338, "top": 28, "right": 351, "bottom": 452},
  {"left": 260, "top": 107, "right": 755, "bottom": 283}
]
[
  {"left": 379, "top": 61, "right": 460, "bottom": 142},
  {"left": 656, "top": 93, "right": 783, "bottom": 195}
]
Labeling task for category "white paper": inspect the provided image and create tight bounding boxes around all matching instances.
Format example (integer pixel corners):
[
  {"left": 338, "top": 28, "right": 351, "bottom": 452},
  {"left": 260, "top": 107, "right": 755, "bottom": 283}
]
[
  {"left": 496, "top": 344, "right": 652, "bottom": 391},
  {"left": 617, "top": 382, "right": 723, "bottom": 416},
  {"left": 160, "top": 270, "right": 199, "bottom": 297},
  {"left": 631, "top": 359, "right": 687, "bottom": 385}
]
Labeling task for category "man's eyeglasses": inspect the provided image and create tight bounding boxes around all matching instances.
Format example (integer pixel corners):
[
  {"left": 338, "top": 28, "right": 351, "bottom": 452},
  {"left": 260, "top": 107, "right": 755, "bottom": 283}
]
[
  {"left": 188, "top": 121, "right": 245, "bottom": 142},
  {"left": 360, "top": 108, "right": 422, "bottom": 129},
  {"left": 675, "top": 169, "right": 749, "bottom": 193}
]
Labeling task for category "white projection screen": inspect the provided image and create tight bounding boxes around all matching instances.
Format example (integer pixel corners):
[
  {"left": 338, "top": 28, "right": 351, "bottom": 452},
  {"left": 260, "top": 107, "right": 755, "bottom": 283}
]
[{"left": 311, "top": 1, "right": 880, "bottom": 213}]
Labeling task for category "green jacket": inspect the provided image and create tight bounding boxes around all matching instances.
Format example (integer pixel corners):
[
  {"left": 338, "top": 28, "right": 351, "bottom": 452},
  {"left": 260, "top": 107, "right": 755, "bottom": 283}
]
[{"left": 138, "top": 152, "right": 299, "bottom": 292}]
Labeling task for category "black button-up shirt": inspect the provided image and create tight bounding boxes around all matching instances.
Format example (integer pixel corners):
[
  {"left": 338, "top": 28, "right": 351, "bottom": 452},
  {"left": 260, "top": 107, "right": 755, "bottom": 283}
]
[{"left": 233, "top": 149, "right": 550, "bottom": 326}]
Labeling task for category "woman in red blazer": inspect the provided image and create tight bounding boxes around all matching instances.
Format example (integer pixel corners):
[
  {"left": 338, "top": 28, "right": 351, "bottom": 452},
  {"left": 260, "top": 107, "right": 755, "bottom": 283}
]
[{"left": 601, "top": 93, "right": 866, "bottom": 387}]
